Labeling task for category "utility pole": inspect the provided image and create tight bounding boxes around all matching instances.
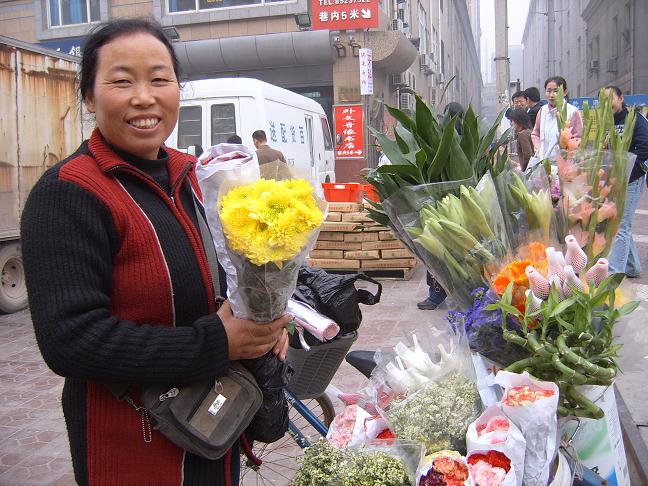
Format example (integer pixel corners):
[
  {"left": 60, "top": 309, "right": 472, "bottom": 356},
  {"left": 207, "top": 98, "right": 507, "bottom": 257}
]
[
  {"left": 547, "top": 0, "right": 555, "bottom": 75},
  {"left": 494, "top": 0, "right": 510, "bottom": 112}
]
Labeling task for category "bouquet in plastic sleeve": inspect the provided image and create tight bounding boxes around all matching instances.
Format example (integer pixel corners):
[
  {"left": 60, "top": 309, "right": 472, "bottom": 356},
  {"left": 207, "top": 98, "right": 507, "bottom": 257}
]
[
  {"left": 417, "top": 450, "right": 471, "bottom": 486},
  {"left": 373, "top": 326, "right": 482, "bottom": 453},
  {"left": 381, "top": 173, "right": 508, "bottom": 309},
  {"left": 466, "top": 450, "right": 516, "bottom": 486},
  {"left": 326, "top": 403, "right": 388, "bottom": 448},
  {"left": 494, "top": 371, "right": 559, "bottom": 486},
  {"left": 195, "top": 147, "right": 326, "bottom": 442},
  {"left": 466, "top": 406, "right": 525, "bottom": 486},
  {"left": 286, "top": 298, "right": 339, "bottom": 350}
]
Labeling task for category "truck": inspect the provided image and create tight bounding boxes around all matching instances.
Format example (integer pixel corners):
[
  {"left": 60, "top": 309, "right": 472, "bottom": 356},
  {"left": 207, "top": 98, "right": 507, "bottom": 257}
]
[
  {"left": 0, "top": 36, "right": 86, "bottom": 313},
  {"left": 165, "top": 78, "right": 335, "bottom": 195}
]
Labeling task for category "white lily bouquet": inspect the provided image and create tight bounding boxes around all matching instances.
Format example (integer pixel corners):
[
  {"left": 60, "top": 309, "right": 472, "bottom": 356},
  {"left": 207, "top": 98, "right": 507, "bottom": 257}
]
[{"left": 195, "top": 144, "right": 326, "bottom": 442}]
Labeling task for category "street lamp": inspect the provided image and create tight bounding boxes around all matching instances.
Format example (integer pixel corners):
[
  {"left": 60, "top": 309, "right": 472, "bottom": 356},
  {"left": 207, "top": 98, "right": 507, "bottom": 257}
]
[{"left": 294, "top": 13, "right": 312, "bottom": 31}]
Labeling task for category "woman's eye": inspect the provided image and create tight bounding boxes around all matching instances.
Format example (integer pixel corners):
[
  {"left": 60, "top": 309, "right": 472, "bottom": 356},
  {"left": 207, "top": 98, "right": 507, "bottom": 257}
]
[
  {"left": 153, "top": 78, "right": 171, "bottom": 85},
  {"left": 113, "top": 79, "right": 130, "bottom": 85}
]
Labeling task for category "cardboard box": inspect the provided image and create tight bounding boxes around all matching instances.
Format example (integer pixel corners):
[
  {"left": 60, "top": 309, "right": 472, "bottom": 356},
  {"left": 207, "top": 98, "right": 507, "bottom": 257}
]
[
  {"left": 361, "top": 258, "right": 417, "bottom": 269},
  {"left": 363, "top": 224, "right": 390, "bottom": 232},
  {"left": 318, "top": 231, "right": 345, "bottom": 241},
  {"left": 344, "top": 250, "right": 380, "bottom": 260},
  {"left": 310, "top": 249, "right": 344, "bottom": 259},
  {"left": 308, "top": 258, "right": 361, "bottom": 269},
  {"left": 341, "top": 212, "right": 373, "bottom": 223},
  {"left": 343, "top": 232, "right": 379, "bottom": 242},
  {"left": 361, "top": 240, "right": 406, "bottom": 251},
  {"left": 325, "top": 212, "right": 342, "bottom": 222},
  {"left": 326, "top": 202, "right": 364, "bottom": 213},
  {"left": 321, "top": 221, "right": 361, "bottom": 232},
  {"left": 314, "top": 241, "right": 363, "bottom": 251},
  {"left": 381, "top": 248, "right": 414, "bottom": 259},
  {"left": 378, "top": 231, "right": 396, "bottom": 241}
]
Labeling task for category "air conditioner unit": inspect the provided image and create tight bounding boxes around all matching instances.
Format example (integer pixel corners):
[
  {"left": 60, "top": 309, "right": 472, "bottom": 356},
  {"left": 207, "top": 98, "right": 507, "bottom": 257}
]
[
  {"left": 437, "top": 73, "right": 446, "bottom": 84},
  {"left": 419, "top": 54, "right": 428, "bottom": 69},
  {"left": 391, "top": 73, "right": 407, "bottom": 88},
  {"left": 391, "top": 18, "right": 404, "bottom": 32},
  {"left": 606, "top": 58, "right": 618, "bottom": 73},
  {"left": 589, "top": 60, "right": 600, "bottom": 71},
  {"left": 400, "top": 92, "right": 414, "bottom": 111}
]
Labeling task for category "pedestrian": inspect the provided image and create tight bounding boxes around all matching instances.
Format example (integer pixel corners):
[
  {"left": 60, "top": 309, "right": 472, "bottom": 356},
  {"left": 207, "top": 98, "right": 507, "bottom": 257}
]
[
  {"left": 531, "top": 76, "right": 583, "bottom": 160},
  {"left": 524, "top": 86, "right": 543, "bottom": 127},
  {"left": 227, "top": 134, "right": 242, "bottom": 144},
  {"left": 252, "top": 129, "right": 287, "bottom": 165},
  {"left": 508, "top": 108, "right": 534, "bottom": 171},
  {"left": 417, "top": 103, "right": 466, "bottom": 310},
  {"left": 375, "top": 139, "right": 391, "bottom": 167},
  {"left": 606, "top": 85, "right": 648, "bottom": 278},
  {"left": 511, "top": 90, "right": 529, "bottom": 110},
  {"left": 19, "top": 18, "right": 290, "bottom": 486}
]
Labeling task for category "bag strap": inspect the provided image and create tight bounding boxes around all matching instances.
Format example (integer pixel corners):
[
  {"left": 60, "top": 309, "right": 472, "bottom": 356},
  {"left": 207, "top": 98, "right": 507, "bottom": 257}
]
[
  {"left": 353, "top": 273, "right": 382, "bottom": 305},
  {"left": 192, "top": 194, "right": 224, "bottom": 302}
]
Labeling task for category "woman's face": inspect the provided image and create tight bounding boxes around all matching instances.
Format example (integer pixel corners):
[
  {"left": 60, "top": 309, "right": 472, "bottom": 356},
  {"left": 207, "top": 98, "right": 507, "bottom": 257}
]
[
  {"left": 605, "top": 89, "right": 624, "bottom": 114},
  {"left": 545, "top": 81, "right": 566, "bottom": 108},
  {"left": 511, "top": 120, "right": 521, "bottom": 132},
  {"left": 85, "top": 32, "right": 180, "bottom": 160}
]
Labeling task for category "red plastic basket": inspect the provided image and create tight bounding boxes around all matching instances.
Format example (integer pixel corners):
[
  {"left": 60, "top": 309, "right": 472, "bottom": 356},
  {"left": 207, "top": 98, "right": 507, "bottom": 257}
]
[
  {"left": 322, "top": 183, "right": 364, "bottom": 202},
  {"left": 362, "top": 184, "right": 379, "bottom": 202}
]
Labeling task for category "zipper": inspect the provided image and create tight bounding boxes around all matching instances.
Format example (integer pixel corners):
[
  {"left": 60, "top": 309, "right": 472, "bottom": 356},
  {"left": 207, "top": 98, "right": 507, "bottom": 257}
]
[{"left": 186, "top": 382, "right": 215, "bottom": 422}]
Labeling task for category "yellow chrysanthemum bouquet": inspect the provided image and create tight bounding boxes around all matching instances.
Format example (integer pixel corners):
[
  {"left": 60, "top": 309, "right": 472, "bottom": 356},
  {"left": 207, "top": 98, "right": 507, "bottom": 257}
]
[{"left": 195, "top": 145, "right": 325, "bottom": 443}]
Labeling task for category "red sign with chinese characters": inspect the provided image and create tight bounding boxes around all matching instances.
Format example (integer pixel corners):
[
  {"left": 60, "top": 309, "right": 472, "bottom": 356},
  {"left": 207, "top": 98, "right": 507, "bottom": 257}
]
[
  {"left": 311, "top": 0, "right": 379, "bottom": 31},
  {"left": 334, "top": 104, "right": 365, "bottom": 159}
]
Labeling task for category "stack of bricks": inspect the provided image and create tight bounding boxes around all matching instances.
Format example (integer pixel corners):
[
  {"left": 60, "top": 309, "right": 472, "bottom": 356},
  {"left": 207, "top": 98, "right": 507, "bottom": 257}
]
[{"left": 308, "top": 202, "right": 417, "bottom": 278}]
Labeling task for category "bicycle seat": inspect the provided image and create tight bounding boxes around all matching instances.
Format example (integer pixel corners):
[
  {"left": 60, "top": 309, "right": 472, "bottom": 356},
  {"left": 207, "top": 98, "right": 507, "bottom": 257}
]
[{"left": 345, "top": 350, "right": 378, "bottom": 378}]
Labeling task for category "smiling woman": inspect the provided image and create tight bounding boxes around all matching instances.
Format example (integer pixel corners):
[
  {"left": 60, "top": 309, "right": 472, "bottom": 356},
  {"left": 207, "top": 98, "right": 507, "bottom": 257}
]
[{"left": 20, "top": 17, "right": 291, "bottom": 486}]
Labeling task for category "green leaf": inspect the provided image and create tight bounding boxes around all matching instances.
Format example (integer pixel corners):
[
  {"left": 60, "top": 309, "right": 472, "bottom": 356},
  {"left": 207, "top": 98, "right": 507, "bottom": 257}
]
[
  {"left": 386, "top": 105, "right": 416, "bottom": 132},
  {"left": 415, "top": 94, "right": 441, "bottom": 147},
  {"left": 427, "top": 116, "right": 458, "bottom": 180},
  {"left": 549, "top": 296, "right": 578, "bottom": 318},
  {"left": 555, "top": 315, "right": 575, "bottom": 332},
  {"left": 618, "top": 300, "right": 640, "bottom": 317}
]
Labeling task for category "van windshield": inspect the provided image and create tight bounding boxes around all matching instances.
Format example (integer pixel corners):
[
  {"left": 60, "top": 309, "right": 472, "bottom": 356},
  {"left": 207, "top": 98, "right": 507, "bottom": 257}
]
[{"left": 320, "top": 117, "right": 333, "bottom": 151}]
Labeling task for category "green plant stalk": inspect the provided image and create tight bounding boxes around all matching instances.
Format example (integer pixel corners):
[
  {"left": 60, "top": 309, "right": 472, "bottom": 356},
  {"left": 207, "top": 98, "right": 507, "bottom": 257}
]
[
  {"left": 557, "top": 334, "right": 616, "bottom": 379},
  {"left": 566, "top": 386, "right": 605, "bottom": 419}
]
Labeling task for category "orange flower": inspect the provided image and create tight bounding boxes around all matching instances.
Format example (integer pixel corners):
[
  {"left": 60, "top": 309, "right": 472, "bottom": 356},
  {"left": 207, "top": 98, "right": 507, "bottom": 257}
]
[
  {"left": 493, "top": 260, "right": 534, "bottom": 313},
  {"left": 568, "top": 200, "right": 595, "bottom": 226},
  {"left": 526, "top": 241, "right": 547, "bottom": 264},
  {"left": 559, "top": 126, "right": 573, "bottom": 149},
  {"left": 597, "top": 201, "right": 617, "bottom": 222},
  {"left": 593, "top": 232, "right": 607, "bottom": 256},
  {"left": 599, "top": 185, "right": 612, "bottom": 199}
]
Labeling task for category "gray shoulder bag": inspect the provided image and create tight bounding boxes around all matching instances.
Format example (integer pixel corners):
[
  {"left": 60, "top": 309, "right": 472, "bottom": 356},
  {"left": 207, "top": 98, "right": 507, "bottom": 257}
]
[{"left": 108, "top": 196, "right": 262, "bottom": 460}]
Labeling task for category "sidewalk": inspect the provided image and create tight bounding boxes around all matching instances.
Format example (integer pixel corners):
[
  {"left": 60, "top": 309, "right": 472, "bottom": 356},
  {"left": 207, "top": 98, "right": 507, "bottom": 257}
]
[{"left": 0, "top": 264, "right": 646, "bottom": 484}]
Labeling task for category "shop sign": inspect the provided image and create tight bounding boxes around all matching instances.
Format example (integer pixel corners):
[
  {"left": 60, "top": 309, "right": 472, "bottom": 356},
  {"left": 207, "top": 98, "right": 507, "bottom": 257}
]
[
  {"left": 334, "top": 104, "right": 364, "bottom": 159},
  {"left": 311, "top": 0, "right": 379, "bottom": 31},
  {"left": 359, "top": 48, "right": 373, "bottom": 95}
]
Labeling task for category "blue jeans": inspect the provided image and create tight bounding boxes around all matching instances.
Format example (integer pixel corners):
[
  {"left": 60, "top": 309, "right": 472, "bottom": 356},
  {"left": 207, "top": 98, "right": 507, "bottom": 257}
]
[
  {"left": 608, "top": 176, "right": 645, "bottom": 275},
  {"left": 426, "top": 272, "right": 447, "bottom": 304}
]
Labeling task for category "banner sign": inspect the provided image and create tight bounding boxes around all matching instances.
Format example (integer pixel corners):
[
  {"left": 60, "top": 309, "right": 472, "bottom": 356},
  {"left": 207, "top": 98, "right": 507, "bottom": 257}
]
[
  {"left": 334, "top": 104, "right": 365, "bottom": 159},
  {"left": 359, "top": 48, "right": 373, "bottom": 96},
  {"left": 311, "top": 0, "right": 379, "bottom": 31}
]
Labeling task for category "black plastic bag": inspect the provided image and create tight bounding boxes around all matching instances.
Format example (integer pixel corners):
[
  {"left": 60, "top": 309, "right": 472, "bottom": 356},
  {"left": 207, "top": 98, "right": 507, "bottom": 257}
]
[{"left": 292, "top": 266, "right": 382, "bottom": 340}]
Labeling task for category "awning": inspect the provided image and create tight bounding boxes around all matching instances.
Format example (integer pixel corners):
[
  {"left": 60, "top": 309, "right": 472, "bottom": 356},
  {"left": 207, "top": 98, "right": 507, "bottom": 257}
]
[{"left": 365, "top": 31, "right": 419, "bottom": 75}]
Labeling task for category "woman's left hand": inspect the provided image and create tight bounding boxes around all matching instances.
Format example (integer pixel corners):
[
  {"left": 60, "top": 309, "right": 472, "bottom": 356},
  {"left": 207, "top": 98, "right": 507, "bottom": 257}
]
[{"left": 272, "top": 328, "right": 289, "bottom": 361}]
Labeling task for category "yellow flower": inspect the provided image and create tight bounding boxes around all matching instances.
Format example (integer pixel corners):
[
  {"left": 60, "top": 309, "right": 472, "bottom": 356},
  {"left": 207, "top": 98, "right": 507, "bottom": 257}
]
[{"left": 219, "top": 178, "right": 324, "bottom": 266}]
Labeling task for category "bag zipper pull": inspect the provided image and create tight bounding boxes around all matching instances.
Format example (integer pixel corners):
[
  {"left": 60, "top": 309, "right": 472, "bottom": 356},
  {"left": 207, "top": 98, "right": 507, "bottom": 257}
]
[
  {"left": 214, "top": 380, "right": 223, "bottom": 394},
  {"left": 124, "top": 396, "right": 152, "bottom": 443},
  {"left": 159, "top": 388, "right": 179, "bottom": 402}
]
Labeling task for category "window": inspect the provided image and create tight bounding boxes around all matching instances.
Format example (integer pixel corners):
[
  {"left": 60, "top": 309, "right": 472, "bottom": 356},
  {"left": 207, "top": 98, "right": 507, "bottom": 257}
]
[
  {"left": 211, "top": 104, "right": 236, "bottom": 146},
  {"left": 168, "top": 0, "right": 284, "bottom": 14},
  {"left": 440, "top": 40, "right": 445, "bottom": 74},
  {"left": 48, "top": 0, "right": 99, "bottom": 27},
  {"left": 440, "top": 0, "right": 443, "bottom": 13},
  {"left": 418, "top": 3, "right": 428, "bottom": 54},
  {"left": 177, "top": 106, "right": 202, "bottom": 149},
  {"left": 320, "top": 117, "right": 333, "bottom": 151}
]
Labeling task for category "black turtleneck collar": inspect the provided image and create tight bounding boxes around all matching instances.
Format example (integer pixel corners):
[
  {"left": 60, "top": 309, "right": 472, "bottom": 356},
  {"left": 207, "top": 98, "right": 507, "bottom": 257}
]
[{"left": 107, "top": 143, "right": 171, "bottom": 195}]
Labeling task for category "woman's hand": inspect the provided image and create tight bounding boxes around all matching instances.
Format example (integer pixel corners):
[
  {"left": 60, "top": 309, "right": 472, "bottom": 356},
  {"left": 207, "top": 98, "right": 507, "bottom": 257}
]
[{"left": 218, "top": 301, "right": 291, "bottom": 360}]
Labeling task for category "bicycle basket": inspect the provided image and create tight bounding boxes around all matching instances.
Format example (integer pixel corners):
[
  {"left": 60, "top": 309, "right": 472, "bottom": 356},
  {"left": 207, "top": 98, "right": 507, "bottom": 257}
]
[{"left": 286, "top": 331, "right": 358, "bottom": 400}]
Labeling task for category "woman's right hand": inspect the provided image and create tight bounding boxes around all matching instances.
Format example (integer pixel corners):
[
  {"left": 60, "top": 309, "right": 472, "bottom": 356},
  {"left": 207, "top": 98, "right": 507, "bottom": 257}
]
[{"left": 217, "top": 301, "right": 291, "bottom": 360}]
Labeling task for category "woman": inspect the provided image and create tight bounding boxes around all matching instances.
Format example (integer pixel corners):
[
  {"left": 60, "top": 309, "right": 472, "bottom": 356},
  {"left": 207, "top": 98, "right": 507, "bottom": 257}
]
[
  {"left": 606, "top": 85, "right": 648, "bottom": 278},
  {"left": 531, "top": 76, "right": 583, "bottom": 160},
  {"left": 20, "top": 18, "right": 289, "bottom": 485},
  {"left": 508, "top": 108, "right": 534, "bottom": 171}
]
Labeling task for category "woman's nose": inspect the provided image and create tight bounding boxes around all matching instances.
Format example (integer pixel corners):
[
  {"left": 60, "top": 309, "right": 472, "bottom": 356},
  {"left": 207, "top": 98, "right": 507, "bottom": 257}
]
[{"left": 132, "top": 83, "right": 155, "bottom": 106}]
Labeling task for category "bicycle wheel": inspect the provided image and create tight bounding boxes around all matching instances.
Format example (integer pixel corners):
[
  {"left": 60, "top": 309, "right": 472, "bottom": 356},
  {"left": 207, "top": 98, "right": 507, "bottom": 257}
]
[{"left": 240, "top": 394, "right": 336, "bottom": 485}]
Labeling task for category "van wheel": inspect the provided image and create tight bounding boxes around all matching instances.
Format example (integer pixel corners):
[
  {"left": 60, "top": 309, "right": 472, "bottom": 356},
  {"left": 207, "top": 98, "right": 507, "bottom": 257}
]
[{"left": 0, "top": 242, "right": 28, "bottom": 313}]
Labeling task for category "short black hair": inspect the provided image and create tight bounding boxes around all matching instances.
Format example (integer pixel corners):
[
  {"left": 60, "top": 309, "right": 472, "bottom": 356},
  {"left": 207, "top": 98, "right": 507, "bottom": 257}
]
[
  {"left": 227, "top": 134, "right": 242, "bottom": 144},
  {"left": 511, "top": 90, "right": 528, "bottom": 101},
  {"left": 444, "top": 102, "right": 465, "bottom": 118},
  {"left": 544, "top": 76, "right": 568, "bottom": 90},
  {"left": 524, "top": 87, "right": 541, "bottom": 102},
  {"left": 508, "top": 108, "right": 532, "bottom": 130},
  {"left": 604, "top": 85, "right": 623, "bottom": 97},
  {"left": 79, "top": 18, "right": 180, "bottom": 102},
  {"left": 251, "top": 130, "right": 267, "bottom": 142}
]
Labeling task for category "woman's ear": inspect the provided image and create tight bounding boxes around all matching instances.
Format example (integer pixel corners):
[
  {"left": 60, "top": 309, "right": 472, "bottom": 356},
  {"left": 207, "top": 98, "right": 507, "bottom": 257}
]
[{"left": 85, "top": 93, "right": 96, "bottom": 114}]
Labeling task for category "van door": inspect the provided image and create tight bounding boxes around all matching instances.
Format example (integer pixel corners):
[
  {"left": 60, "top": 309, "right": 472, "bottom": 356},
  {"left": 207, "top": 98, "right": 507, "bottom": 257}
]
[
  {"left": 304, "top": 114, "right": 316, "bottom": 183},
  {"left": 209, "top": 99, "right": 240, "bottom": 146}
]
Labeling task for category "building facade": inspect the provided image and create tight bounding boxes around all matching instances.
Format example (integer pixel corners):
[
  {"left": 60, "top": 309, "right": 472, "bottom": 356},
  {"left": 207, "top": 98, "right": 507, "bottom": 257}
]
[
  {"left": 0, "top": 0, "right": 481, "bottom": 181},
  {"left": 582, "top": 0, "right": 648, "bottom": 95},
  {"left": 521, "top": 0, "right": 587, "bottom": 97}
]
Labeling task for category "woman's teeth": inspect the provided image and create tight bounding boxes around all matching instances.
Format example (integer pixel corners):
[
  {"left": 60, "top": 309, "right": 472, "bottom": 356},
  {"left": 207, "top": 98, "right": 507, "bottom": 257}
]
[{"left": 129, "top": 118, "right": 159, "bottom": 129}]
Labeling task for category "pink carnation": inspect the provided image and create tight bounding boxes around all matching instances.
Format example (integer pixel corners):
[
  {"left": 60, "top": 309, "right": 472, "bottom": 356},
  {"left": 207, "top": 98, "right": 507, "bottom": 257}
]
[{"left": 469, "top": 460, "right": 507, "bottom": 486}]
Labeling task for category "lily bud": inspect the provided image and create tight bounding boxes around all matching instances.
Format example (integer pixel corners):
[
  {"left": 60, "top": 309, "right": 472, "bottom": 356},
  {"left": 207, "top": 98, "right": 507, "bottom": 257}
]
[{"left": 564, "top": 234, "right": 588, "bottom": 274}]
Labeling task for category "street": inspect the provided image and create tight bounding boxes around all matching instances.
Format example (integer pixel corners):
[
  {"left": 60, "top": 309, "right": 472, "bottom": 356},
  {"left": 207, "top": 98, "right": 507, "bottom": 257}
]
[{"left": 1, "top": 193, "right": 648, "bottom": 484}]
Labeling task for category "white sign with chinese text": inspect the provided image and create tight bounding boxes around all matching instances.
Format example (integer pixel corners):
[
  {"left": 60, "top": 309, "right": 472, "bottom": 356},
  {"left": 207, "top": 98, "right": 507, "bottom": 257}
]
[{"left": 359, "top": 48, "right": 373, "bottom": 96}]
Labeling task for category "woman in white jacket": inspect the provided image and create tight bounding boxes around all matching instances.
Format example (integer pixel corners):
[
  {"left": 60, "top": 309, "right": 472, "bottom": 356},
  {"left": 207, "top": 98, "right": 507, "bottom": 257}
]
[{"left": 531, "top": 76, "right": 583, "bottom": 160}]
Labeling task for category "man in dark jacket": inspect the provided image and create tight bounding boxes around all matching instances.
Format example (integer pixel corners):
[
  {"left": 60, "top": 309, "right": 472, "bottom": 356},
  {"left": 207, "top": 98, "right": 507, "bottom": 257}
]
[
  {"left": 252, "top": 130, "right": 287, "bottom": 165},
  {"left": 606, "top": 86, "right": 648, "bottom": 278},
  {"left": 524, "top": 86, "right": 543, "bottom": 127}
]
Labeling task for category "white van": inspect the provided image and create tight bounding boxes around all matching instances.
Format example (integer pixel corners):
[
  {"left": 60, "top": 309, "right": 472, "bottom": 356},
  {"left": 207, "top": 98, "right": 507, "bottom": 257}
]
[{"left": 166, "top": 78, "right": 335, "bottom": 194}]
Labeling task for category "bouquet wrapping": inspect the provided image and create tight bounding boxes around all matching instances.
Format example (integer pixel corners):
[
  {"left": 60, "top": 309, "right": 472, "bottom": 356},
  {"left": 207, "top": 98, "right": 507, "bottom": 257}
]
[
  {"left": 466, "top": 450, "right": 516, "bottom": 486},
  {"left": 381, "top": 173, "right": 508, "bottom": 308},
  {"left": 494, "top": 371, "right": 559, "bottom": 486},
  {"left": 326, "top": 404, "right": 388, "bottom": 448},
  {"left": 417, "top": 450, "right": 472, "bottom": 486},
  {"left": 466, "top": 406, "right": 525, "bottom": 486},
  {"left": 195, "top": 147, "right": 326, "bottom": 442}
]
